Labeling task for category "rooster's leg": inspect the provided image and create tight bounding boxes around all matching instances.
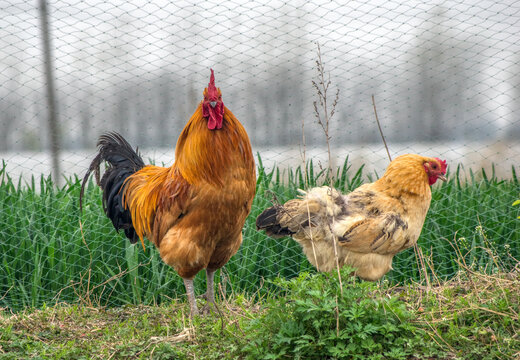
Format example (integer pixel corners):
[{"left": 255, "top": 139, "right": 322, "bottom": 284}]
[
  {"left": 200, "top": 269, "right": 216, "bottom": 315},
  {"left": 205, "top": 269, "right": 216, "bottom": 305},
  {"left": 183, "top": 278, "right": 198, "bottom": 316}
]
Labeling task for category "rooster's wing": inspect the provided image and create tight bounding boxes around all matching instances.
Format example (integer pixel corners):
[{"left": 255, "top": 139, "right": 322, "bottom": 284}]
[{"left": 124, "top": 165, "right": 191, "bottom": 245}]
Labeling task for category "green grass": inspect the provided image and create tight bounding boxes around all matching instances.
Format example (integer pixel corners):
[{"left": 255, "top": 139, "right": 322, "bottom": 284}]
[
  {"left": 0, "top": 158, "right": 519, "bottom": 311},
  {"left": 1, "top": 269, "right": 518, "bottom": 359}
]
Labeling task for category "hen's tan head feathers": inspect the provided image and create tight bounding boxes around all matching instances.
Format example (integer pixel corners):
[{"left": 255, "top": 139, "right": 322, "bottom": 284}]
[{"left": 378, "top": 154, "right": 447, "bottom": 195}]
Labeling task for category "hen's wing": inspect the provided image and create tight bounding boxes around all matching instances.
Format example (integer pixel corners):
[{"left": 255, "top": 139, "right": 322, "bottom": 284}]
[{"left": 334, "top": 188, "right": 411, "bottom": 255}]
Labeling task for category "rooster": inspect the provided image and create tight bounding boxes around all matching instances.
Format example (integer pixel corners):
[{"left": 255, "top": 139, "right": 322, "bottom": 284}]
[
  {"left": 80, "top": 70, "right": 256, "bottom": 316},
  {"left": 256, "top": 154, "right": 446, "bottom": 281}
]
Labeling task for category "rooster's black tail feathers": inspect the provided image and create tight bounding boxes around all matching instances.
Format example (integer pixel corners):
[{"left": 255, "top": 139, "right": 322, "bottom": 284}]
[{"left": 80, "top": 132, "right": 145, "bottom": 243}]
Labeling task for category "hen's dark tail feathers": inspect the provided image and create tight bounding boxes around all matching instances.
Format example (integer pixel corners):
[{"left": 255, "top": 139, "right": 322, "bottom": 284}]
[
  {"left": 79, "top": 132, "right": 145, "bottom": 243},
  {"left": 256, "top": 205, "right": 294, "bottom": 238}
]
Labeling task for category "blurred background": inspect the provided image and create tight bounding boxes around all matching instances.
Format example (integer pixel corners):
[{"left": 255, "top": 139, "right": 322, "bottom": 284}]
[{"left": 0, "top": 0, "right": 519, "bottom": 183}]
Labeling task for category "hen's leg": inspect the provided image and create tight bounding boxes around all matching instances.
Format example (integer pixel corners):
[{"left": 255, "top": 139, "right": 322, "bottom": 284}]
[{"left": 183, "top": 278, "right": 198, "bottom": 317}]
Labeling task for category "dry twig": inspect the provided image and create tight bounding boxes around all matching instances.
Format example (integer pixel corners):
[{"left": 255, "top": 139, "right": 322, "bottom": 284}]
[
  {"left": 311, "top": 43, "right": 343, "bottom": 300},
  {"left": 371, "top": 95, "right": 392, "bottom": 162}
]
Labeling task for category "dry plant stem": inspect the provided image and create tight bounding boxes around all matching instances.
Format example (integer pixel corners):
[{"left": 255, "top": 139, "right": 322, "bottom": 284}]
[
  {"left": 423, "top": 250, "right": 442, "bottom": 287},
  {"left": 335, "top": 295, "right": 340, "bottom": 336},
  {"left": 300, "top": 98, "right": 320, "bottom": 271},
  {"left": 425, "top": 320, "right": 456, "bottom": 352},
  {"left": 0, "top": 286, "right": 13, "bottom": 303},
  {"left": 305, "top": 204, "right": 320, "bottom": 272},
  {"left": 312, "top": 42, "right": 342, "bottom": 295},
  {"left": 313, "top": 44, "right": 339, "bottom": 185},
  {"left": 414, "top": 244, "right": 431, "bottom": 289},
  {"left": 371, "top": 95, "right": 392, "bottom": 162},
  {"left": 78, "top": 219, "right": 93, "bottom": 307}
]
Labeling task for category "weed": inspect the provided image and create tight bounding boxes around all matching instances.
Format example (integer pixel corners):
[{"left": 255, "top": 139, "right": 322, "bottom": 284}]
[{"left": 241, "top": 268, "right": 440, "bottom": 359}]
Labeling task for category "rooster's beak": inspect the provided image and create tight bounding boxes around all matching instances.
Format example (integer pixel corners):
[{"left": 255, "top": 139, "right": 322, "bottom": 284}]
[
  {"left": 438, "top": 175, "right": 447, "bottom": 182},
  {"left": 210, "top": 101, "right": 217, "bottom": 108}
]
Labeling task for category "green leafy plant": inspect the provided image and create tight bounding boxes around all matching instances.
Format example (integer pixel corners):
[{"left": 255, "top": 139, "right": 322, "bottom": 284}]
[{"left": 241, "top": 268, "right": 439, "bottom": 360}]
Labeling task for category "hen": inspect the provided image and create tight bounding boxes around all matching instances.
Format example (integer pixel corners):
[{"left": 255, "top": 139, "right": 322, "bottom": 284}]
[
  {"left": 256, "top": 154, "right": 446, "bottom": 281},
  {"left": 80, "top": 70, "right": 256, "bottom": 316}
]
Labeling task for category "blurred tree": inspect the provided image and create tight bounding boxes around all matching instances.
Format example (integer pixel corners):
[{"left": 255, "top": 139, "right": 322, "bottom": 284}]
[
  {"left": 506, "top": 61, "right": 520, "bottom": 140},
  {"left": 39, "top": 0, "right": 61, "bottom": 183},
  {"left": 403, "top": 6, "right": 496, "bottom": 142},
  {"left": 0, "top": 67, "right": 21, "bottom": 151},
  {"left": 414, "top": 7, "right": 466, "bottom": 141}
]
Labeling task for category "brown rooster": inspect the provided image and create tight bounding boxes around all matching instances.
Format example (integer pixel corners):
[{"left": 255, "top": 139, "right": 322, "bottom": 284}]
[
  {"left": 80, "top": 70, "right": 256, "bottom": 316},
  {"left": 256, "top": 154, "right": 446, "bottom": 281}
]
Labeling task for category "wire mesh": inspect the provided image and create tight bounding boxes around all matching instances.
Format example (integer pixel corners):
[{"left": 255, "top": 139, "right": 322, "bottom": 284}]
[{"left": 0, "top": 0, "right": 519, "bottom": 311}]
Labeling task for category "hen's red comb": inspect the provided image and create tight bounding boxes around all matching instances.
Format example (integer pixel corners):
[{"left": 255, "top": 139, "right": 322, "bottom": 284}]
[{"left": 434, "top": 158, "right": 447, "bottom": 173}]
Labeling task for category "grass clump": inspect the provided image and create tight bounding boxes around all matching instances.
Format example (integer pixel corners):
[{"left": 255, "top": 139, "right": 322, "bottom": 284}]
[
  {"left": 407, "top": 269, "right": 520, "bottom": 359},
  {"left": 0, "top": 298, "right": 259, "bottom": 360}
]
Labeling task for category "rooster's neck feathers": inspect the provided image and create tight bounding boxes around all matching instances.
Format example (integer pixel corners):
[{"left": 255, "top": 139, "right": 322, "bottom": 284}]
[{"left": 174, "top": 103, "right": 254, "bottom": 186}]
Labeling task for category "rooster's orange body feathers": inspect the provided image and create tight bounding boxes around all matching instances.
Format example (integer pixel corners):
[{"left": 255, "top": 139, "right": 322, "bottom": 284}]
[{"left": 123, "top": 104, "right": 256, "bottom": 278}]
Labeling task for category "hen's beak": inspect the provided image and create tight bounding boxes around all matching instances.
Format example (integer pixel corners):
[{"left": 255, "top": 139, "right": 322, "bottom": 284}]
[
  {"left": 438, "top": 175, "right": 447, "bottom": 182},
  {"left": 210, "top": 101, "right": 217, "bottom": 108}
]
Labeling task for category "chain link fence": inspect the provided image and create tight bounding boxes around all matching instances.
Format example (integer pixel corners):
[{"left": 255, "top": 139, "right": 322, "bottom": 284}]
[{"left": 1, "top": 0, "right": 519, "bottom": 310}]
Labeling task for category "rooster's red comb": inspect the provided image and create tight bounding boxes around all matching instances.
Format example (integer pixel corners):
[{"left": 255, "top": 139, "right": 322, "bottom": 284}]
[
  {"left": 207, "top": 68, "right": 219, "bottom": 97},
  {"left": 434, "top": 158, "right": 447, "bottom": 173}
]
